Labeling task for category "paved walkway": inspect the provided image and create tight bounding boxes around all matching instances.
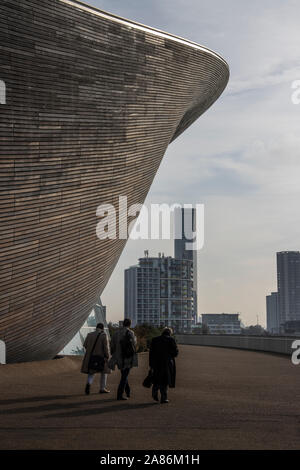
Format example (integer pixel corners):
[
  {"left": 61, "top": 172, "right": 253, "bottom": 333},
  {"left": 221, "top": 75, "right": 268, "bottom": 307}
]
[{"left": 0, "top": 345, "right": 299, "bottom": 450}]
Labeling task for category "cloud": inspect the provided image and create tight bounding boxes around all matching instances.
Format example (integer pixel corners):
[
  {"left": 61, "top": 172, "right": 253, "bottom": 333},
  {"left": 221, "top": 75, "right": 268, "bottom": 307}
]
[{"left": 228, "top": 64, "right": 300, "bottom": 96}]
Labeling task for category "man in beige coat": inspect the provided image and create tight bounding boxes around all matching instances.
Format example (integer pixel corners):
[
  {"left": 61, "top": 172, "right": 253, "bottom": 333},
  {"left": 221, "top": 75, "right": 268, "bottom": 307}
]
[{"left": 81, "top": 323, "right": 111, "bottom": 395}]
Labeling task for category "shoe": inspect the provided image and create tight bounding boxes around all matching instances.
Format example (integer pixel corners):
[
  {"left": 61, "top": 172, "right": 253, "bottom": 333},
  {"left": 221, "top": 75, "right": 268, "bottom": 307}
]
[
  {"left": 152, "top": 394, "right": 159, "bottom": 402},
  {"left": 161, "top": 399, "right": 169, "bottom": 404},
  {"left": 85, "top": 383, "right": 90, "bottom": 395},
  {"left": 99, "top": 389, "right": 110, "bottom": 394},
  {"left": 117, "top": 396, "right": 128, "bottom": 401}
]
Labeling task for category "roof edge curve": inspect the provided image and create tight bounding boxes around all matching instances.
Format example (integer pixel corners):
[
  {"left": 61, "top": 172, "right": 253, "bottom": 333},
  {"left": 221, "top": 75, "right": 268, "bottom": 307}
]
[{"left": 59, "top": 0, "right": 229, "bottom": 70}]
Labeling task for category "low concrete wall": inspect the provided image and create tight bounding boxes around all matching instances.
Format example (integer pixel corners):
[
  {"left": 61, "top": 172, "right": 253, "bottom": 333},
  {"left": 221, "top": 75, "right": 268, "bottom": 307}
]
[
  {"left": 176, "top": 334, "right": 300, "bottom": 356},
  {"left": 0, "top": 340, "right": 5, "bottom": 364},
  {"left": 0, "top": 356, "right": 81, "bottom": 383}
]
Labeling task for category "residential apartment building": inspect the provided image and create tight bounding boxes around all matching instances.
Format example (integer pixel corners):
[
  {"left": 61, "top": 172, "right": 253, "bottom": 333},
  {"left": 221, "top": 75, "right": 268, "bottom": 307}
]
[{"left": 125, "top": 253, "right": 194, "bottom": 332}]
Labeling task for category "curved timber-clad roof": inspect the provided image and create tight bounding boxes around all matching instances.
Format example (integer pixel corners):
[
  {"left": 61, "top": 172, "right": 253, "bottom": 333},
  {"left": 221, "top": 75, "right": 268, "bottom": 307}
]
[{"left": 0, "top": 0, "right": 229, "bottom": 362}]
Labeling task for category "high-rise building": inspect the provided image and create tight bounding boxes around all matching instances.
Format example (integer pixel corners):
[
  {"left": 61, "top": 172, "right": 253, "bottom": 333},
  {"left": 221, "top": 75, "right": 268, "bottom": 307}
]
[
  {"left": 124, "top": 266, "right": 139, "bottom": 328},
  {"left": 277, "top": 251, "right": 300, "bottom": 332},
  {"left": 174, "top": 207, "right": 198, "bottom": 324},
  {"left": 201, "top": 313, "right": 241, "bottom": 335},
  {"left": 266, "top": 292, "right": 279, "bottom": 334},
  {"left": 125, "top": 253, "right": 194, "bottom": 332}
]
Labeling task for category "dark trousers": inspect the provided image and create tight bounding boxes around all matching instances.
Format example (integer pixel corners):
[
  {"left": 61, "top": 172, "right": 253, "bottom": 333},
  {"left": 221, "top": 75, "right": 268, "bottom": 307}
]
[
  {"left": 152, "top": 383, "right": 168, "bottom": 401},
  {"left": 117, "top": 367, "right": 130, "bottom": 398}
]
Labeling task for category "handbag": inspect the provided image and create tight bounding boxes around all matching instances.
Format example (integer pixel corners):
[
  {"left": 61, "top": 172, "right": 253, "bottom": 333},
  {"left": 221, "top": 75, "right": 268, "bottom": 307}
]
[
  {"left": 142, "top": 369, "right": 154, "bottom": 388},
  {"left": 88, "top": 333, "right": 105, "bottom": 373}
]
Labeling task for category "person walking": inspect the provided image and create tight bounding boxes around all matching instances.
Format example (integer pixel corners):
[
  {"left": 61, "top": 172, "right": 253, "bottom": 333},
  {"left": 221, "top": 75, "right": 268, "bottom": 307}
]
[
  {"left": 109, "top": 318, "right": 138, "bottom": 400},
  {"left": 149, "top": 327, "right": 179, "bottom": 404},
  {"left": 81, "top": 322, "right": 111, "bottom": 395}
]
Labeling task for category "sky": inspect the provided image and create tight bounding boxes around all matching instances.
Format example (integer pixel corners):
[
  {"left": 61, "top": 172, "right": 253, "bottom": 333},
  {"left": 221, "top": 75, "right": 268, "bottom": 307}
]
[{"left": 86, "top": 0, "right": 300, "bottom": 327}]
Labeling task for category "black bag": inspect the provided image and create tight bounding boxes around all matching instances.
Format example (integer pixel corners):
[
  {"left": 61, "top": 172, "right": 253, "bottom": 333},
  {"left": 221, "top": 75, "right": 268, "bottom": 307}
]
[
  {"left": 88, "top": 333, "right": 105, "bottom": 373},
  {"left": 120, "top": 330, "right": 136, "bottom": 359},
  {"left": 89, "top": 355, "right": 105, "bottom": 372},
  {"left": 143, "top": 369, "right": 154, "bottom": 388}
]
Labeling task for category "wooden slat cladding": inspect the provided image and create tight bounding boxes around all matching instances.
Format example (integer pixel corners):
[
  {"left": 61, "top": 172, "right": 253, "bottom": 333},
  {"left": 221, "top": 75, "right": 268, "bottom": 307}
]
[{"left": 0, "top": 0, "right": 229, "bottom": 362}]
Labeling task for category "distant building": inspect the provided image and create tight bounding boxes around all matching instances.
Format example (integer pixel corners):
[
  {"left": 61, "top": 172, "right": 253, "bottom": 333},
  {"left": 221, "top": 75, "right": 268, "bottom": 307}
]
[
  {"left": 124, "top": 264, "right": 138, "bottom": 327},
  {"left": 282, "top": 321, "right": 300, "bottom": 335},
  {"left": 125, "top": 253, "right": 194, "bottom": 332},
  {"left": 266, "top": 292, "right": 279, "bottom": 334},
  {"left": 201, "top": 313, "right": 241, "bottom": 335},
  {"left": 174, "top": 207, "right": 198, "bottom": 324},
  {"left": 277, "top": 251, "right": 300, "bottom": 333}
]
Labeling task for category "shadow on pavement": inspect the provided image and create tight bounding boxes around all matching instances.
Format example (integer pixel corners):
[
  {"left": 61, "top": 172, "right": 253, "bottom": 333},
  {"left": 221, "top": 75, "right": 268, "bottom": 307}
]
[
  {"left": 0, "top": 397, "right": 120, "bottom": 415},
  {"left": 45, "top": 401, "right": 159, "bottom": 419},
  {"left": 0, "top": 395, "right": 83, "bottom": 406}
]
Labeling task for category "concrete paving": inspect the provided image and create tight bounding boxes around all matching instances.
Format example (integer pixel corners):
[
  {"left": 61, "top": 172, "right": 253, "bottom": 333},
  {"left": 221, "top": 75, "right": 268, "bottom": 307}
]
[{"left": 0, "top": 345, "right": 299, "bottom": 450}]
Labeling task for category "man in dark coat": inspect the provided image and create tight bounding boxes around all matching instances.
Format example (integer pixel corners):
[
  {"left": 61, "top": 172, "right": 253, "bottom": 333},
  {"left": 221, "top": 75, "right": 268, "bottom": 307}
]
[
  {"left": 109, "top": 318, "right": 138, "bottom": 401},
  {"left": 149, "top": 327, "right": 179, "bottom": 404}
]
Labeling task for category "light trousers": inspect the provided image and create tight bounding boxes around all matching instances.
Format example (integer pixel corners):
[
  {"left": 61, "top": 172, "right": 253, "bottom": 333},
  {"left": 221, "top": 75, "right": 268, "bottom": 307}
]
[{"left": 87, "top": 373, "right": 107, "bottom": 390}]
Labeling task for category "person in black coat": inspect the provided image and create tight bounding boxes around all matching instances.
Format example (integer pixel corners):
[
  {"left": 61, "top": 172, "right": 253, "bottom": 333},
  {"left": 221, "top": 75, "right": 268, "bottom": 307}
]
[{"left": 149, "top": 327, "right": 179, "bottom": 404}]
